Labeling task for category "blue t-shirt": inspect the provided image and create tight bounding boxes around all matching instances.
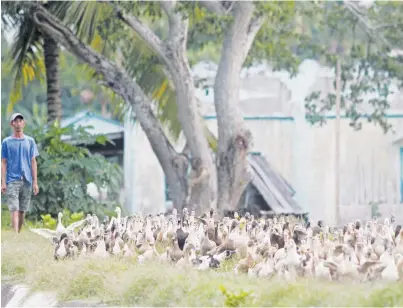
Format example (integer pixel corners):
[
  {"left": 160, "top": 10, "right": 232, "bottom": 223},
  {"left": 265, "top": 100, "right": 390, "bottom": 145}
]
[{"left": 1, "top": 135, "right": 39, "bottom": 185}]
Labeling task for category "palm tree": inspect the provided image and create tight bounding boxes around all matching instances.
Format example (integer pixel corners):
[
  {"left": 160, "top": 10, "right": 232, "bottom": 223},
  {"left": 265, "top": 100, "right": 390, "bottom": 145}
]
[
  {"left": 1, "top": 1, "right": 68, "bottom": 125},
  {"left": 43, "top": 36, "right": 61, "bottom": 123}
]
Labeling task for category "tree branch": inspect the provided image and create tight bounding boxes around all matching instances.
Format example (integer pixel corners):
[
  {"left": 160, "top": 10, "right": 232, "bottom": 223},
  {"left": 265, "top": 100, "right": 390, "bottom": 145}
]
[
  {"left": 244, "top": 16, "right": 265, "bottom": 62},
  {"left": 107, "top": 1, "right": 168, "bottom": 62},
  {"left": 217, "top": 1, "right": 264, "bottom": 77},
  {"left": 159, "top": 1, "right": 188, "bottom": 46},
  {"left": 198, "top": 1, "right": 228, "bottom": 15},
  {"left": 230, "top": 2, "right": 265, "bottom": 65},
  {"left": 343, "top": 1, "right": 393, "bottom": 49},
  {"left": 107, "top": 1, "right": 189, "bottom": 77},
  {"left": 373, "top": 23, "right": 403, "bottom": 30}
]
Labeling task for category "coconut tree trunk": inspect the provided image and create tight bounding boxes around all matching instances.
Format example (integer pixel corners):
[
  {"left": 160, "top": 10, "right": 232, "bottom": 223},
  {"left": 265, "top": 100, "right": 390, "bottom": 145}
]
[{"left": 43, "top": 35, "right": 62, "bottom": 124}]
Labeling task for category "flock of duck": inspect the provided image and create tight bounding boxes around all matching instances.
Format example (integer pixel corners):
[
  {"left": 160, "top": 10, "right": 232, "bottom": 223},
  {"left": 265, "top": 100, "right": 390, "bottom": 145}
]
[{"left": 30, "top": 207, "right": 403, "bottom": 282}]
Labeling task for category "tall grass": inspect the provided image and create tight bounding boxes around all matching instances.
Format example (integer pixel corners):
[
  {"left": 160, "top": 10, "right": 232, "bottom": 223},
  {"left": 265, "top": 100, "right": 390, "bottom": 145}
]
[{"left": 2, "top": 229, "right": 403, "bottom": 307}]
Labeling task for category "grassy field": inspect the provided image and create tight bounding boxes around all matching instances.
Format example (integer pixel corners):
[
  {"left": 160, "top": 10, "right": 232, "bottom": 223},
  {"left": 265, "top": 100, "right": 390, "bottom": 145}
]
[{"left": 2, "top": 229, "right": 403, "bottom": 307}]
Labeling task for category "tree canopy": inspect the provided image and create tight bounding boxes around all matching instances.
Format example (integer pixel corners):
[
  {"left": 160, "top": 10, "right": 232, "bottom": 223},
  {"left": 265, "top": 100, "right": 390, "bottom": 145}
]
[{"left": 300, "top": 1, "right": 403, "bottom": 133}]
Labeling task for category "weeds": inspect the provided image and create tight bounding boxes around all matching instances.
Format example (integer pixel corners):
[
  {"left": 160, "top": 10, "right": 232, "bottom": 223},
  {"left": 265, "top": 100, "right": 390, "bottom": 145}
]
[{"left": 220, "top": 285, "right": 253, "bottom": 307}]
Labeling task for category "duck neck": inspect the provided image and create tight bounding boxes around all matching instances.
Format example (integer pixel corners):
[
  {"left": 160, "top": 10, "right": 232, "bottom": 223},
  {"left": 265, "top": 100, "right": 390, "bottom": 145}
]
[
  {"left": 146, "top": 220, "right": 152, "bottom": 232},
  {"left": 59, "top": 239, "right": 66, "bottom": 252}
]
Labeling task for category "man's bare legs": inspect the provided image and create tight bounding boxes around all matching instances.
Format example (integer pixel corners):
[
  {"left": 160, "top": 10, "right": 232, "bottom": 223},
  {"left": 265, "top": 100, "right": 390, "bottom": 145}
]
[
  {"left": 10, "top": 211, "right": 19, "bottom": 233},
  {"left": 18, "top": 211, "right": 25, "bottom": 232},
  {"left": 9, "top": 211, "right": 25, "bottom": 233}
]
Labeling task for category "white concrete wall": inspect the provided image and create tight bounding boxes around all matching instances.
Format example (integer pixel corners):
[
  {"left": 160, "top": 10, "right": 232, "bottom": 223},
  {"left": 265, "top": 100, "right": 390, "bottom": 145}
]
[
  {"left": 130, "top": 120, "right": 167, "bottom": 215},
  {"left": 299, "top": 118, "right": 403, "bottom": 225},
  {"left": 124, "top": 115, "right": 139, "bottom": 214}
]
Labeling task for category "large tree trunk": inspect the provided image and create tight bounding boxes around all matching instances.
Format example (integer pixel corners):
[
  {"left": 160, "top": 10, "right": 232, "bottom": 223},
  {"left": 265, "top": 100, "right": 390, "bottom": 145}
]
[
  {"left": 43, "top": 35, "right": 62, "bottom": 124},
  {"left": 214, "top": 2, "right": 264, "bottom": 215}
]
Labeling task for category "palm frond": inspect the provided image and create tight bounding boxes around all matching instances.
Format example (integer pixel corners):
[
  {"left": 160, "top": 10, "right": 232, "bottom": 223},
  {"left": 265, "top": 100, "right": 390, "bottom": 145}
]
[
  {"left": 3, "top": 1, "right": 70, "bottom": 114},
  {"left": 7, "top": 14, "right": 45, "bottom": 113},
  {"left": 1, "top": 1, "right": 25, "bottom": 29},
  {"left": 59, "top": 1, "right": 113, "bottom": 45}
]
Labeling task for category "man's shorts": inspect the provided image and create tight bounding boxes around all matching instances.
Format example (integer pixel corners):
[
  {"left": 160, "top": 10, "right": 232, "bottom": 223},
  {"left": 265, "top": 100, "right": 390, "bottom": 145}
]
[{"left": 6, "top": 180, "right": 32, "bottom": 212}]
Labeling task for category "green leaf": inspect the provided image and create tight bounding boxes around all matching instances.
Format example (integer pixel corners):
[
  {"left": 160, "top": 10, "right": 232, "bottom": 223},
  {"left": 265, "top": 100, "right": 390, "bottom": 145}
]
[{"left": 95, "top": 135, "right": 107, "bottom": 145}]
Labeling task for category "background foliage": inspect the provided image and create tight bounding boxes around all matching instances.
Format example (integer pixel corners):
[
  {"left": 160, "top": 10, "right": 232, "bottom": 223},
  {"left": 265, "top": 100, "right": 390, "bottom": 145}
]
[
  {"left": 21, "top": 123, "right": 123, "bottom": 219},
  {"left": 301, "top": 1, "right": 403, "bottom": 133},
  {"left": 0, "top": 33, "right": 120, "bottom": 140}
]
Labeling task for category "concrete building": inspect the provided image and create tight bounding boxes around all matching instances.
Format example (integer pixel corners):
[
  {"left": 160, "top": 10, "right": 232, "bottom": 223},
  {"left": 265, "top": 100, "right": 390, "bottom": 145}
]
[{"left": 124, "top": 59, "right": 403, "bottom": 225}]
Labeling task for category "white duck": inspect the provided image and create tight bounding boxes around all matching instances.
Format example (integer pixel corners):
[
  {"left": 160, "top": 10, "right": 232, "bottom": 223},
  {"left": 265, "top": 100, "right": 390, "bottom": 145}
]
[{"left": 30, "top": 212, "right": 88, "bottom": 242}]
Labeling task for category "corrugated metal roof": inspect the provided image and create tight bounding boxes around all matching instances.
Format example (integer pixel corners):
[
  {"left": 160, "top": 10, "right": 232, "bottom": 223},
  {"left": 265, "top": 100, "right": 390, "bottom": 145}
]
[
  {"left": 61, "top": 110, "right": 124, "bottom": 137},
  {"left": 247, "top": 155, "right": 306, "bottom": 214}
]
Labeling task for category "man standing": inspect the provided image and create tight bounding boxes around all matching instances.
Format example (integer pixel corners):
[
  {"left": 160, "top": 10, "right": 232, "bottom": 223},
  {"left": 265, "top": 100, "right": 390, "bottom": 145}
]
[{"left": 1, "top": 113, "right": 39, "bottom": 233}]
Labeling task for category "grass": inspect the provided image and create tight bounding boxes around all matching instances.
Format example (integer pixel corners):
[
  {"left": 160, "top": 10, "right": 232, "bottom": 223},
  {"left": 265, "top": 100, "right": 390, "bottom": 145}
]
[{"left": 2, "top": 228, "right": 403, "bottom": 307}]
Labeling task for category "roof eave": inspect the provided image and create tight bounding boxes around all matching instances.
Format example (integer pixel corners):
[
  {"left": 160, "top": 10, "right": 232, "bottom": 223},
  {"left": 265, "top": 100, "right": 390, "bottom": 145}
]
[{"left": 61, "top": 131, "right": 123, "bottom": 144}]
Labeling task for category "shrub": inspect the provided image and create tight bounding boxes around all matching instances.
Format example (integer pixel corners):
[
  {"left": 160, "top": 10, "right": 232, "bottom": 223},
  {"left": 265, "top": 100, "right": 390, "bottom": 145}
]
[
  {"left": 219, "top": 285, "right": 253, "bottom": 307},
  {"left": 39, "top": 209, "right": 85, "bottom": 230},
  {"left": 40, "top": 214, "right": 57, "bottom": 229},
  {"left": 25, "top": 122, "right": 123, "bottom": 219}
]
